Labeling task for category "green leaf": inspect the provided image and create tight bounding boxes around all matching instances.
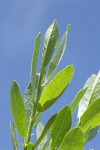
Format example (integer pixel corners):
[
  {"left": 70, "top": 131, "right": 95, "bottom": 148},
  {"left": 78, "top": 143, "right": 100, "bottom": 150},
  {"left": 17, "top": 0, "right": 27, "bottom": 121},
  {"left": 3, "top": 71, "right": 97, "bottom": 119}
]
[
  {"left": 80, "top": 98, "right": 100, "bottom": 131},
  {"left": 83, "top": 126, "right": 91, "bottom": 143},
  {"left": 24, "top": 82, "right": 33, "bottom": 126},
  {"left": 33, "top": 112, "right": 42, "bottom": 128},
  {"left": 78, "top": 74, "right": 96, "bottom": 118},
  {"left": 87, "top": 126, "right": 99, "bottom": 142},
  {"left": 46, "top": 24, "right": 70, "bottom": 82},
  {"left": 60, "top": 127, "right": 84, "bottom": 150},
  {"left": 37, "top": 65, "right": 74, "bottom": 112},
  {"left": 42, "top": 20, "right": 59, "bottom": 69},
  {"left": 42, "top": 139, "right": 52, "bottom": 150},
  {"left": 10, "top": 81, "right": 27, "bottom": 137},
  {"left": 24, "top": 74, "right": 40, "bottom": 126},
  {"left": 26, "top": 142, "right": 34, "bottom": 150},
  {"left": 70, "top": 87, "right": 87, "bottom": 115},
  {"left": 10, "top": 122, "right": 19, "bottom": 150},
  {"left": 36, "top": 122, "right": 48, "bottom": 150},
  {"left": 35, "top": 114, "right": 56, "bottom": 148},
  {"left": 30, "top": 33, "right": 41, "bottom": 96},
  {"left": 89, "top": 71, "right": 100, "bottom": 103},
  {"left": 50, "top": 105, "right": 72, "bottom": 149}
]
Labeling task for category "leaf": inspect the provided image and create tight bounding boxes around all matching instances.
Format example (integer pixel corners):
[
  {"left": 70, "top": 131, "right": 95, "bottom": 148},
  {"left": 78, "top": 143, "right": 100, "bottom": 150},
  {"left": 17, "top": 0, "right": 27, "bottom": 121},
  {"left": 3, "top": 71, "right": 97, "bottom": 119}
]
[
  {"left": 30, "top": 33, "right": 41, "bottom": 96},
  {"left": 70, "top": 87, "right": 87, "bottom": 115},
  {"left": 42, "top": 138, "right": 52, "bottom": 150},
  {"left": 36, "top": 122, "right": 48, "bottom": 150},
  {"left": 35, "top": 114, "right": 56, "bottom": 148},
  {"left": 78, "top": 74, "right": 96, "bottom": 118},
  {"left": 46, "top": 24, "right": 70, "bottom": 82},
  {"left": 10, "top": 81, "right": 27, "bottom": 137},
  {"left": 35, "top": 73, "right": 40, "bottom": 101},
  {"left": 37, "top": 65, "right": 74, "bottom": 112},
  {"left": 60, "top": 127, "right": 84, "bottom": 150},
  {"left": 50, "top": 105, "right": 72, "bottom": 150},
  {"left": 24, "top": 82, "right": 33, "bottom": 126},
  {"left": 10, "top": 122, "right": 19, "bottom": 150},
  {"left": 83, "top": 126, "right": 91, "bottom": 143},
  {"left": 42, "top": 20, "right": 59, "bottom": 69},
  {"left": 87, "top": 126, "right": 99, "bottom": 142},
  {"left": 33, "top": 112, "right": 42, "bottom": 128},
  {"left": 24, "top": 74, "right": 40, "bottom": 126},
  {"left": 90, "top": 71, "right": 100, "bottom": 103},
  {"left": 26, "top": 142, "right": 34, "bottom": 150},
  {"left": 80, "top": 98, "right": 100, "bottom": 131}
]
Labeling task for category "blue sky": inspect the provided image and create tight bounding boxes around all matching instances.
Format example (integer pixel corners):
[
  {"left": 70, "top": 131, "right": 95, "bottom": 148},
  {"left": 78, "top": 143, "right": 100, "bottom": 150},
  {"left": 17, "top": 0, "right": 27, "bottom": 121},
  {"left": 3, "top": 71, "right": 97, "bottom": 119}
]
[{"left": 0, "top": 0, "right": 100, "bottom": 149}]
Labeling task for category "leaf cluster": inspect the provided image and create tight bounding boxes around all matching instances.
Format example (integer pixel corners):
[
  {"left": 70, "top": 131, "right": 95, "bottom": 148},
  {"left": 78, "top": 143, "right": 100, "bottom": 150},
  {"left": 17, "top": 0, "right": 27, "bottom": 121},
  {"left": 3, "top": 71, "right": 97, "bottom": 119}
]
[{"left": 10, "top": 20, "right": 100, "bottom": 150}]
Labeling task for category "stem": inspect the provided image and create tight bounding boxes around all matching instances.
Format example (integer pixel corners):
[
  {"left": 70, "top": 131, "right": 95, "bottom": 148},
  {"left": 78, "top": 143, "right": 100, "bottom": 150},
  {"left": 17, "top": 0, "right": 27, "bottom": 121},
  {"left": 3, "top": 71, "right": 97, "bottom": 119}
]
[
  {"left": 26, "top": 117, "right": 34, "bottom": 144},
  {"left": 25, "top": 66, "right": 45, "bottom": 144},
  {"left": 26, "top": 100, "right": 37, "bottom": 143}
]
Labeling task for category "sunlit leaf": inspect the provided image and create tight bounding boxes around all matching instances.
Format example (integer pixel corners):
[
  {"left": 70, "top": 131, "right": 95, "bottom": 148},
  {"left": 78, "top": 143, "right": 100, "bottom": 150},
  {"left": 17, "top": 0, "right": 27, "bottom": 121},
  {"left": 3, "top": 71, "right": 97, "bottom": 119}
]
[
  {"left": 90, "top": 71, "right": 100, "bottom": 103},
  {"left": 37, "top": 65, "right": 74, "bottom": 112},
  {"left": 70, "top": 87, "right": 87, "bottom": 115},
  {"left": 50, "top": 105, "right": 72, "bottom": 149},
  {"left": 46, "top": 24, "right": 70, "bottom": 82},
  {"left": 60, "top": 127, "right": 84, "bottom": 150},
  {"left": 78, "top": 74, "right": 96, "bottom": 118},
  {"left": 42, "top": 20, "right": 59, "bottom": 69},
  {"left": 80, "top": 98, "right": 100, "bottom": 131},
  {"left": 10, "top": 81, "right": 27, "bottom": 137}
]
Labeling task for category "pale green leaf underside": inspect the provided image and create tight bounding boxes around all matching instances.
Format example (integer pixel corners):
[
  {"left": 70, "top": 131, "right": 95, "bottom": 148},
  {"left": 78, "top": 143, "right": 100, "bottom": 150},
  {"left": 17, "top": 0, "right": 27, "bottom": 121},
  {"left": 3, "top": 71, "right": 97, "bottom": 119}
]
[
  {"left": 46, "top": 24, "right": 70, "bottom": 82},
  {"left": 10, "top": 81, "right": 27, "bottom": 137},
  {"left": 78, "top": 74, "right": 96, "bottom": 118},
  {"left": 31, "top": 33, "right": 41, "bottom": 95},
  {"left": 33, "top": 112, "right": 42, "bottom": 128},
  {"left": 10, "top": 122, "right": 19, "bottom": 150},
  {"left": 37, "top": 65, "right": 74, "bottom": 112},
  {"left": 42, "top": 20, "right": 59, "bottom": 69},
  {"left": 35, "top": 114, "right": 56, "bottom": 148},
  {"left": 42, "top": 139, "right": 52, "bottom": 150},
  {"left": 24, "top": 82, "right": 33, "bottom": 126},
  {"left": 60, "top": 128, "right": 84, "bottom": 150},
  {"left": 70, "top": 87, "right": 87, "bottom": 115},
  {"left": 36, "top": 122, "right": 48, "bottom": 150},
  {"left": 78, "top": 71, "right": 100, "bottom": 119},
  {"left": 90, "top": 71, "right": 100, "bottom": 103},
  {"left": 80, "top": 98, "right": 100, "bottom": 131},
  {"left": 50, "top": 105, "right": 72, "bottom": 149}
]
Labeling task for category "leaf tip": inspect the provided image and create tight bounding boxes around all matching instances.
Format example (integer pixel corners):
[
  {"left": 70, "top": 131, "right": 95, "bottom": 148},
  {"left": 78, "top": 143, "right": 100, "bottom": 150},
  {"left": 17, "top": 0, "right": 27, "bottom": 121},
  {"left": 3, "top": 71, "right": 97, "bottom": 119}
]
[
  {"left": 12, "top": 80, "right": 17, "bottom": 86},
  {"left": 53, "top": 19, "right": 58, "bottom": 24},
  {"left": 53, "top": 19, "right": 59, "bottom": 29},
  {"left": 67, "top": 24, "right": 71, "bottom": 31},
  {"left": 69, "top": 64, "right": 74, "bottom": 73}
]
